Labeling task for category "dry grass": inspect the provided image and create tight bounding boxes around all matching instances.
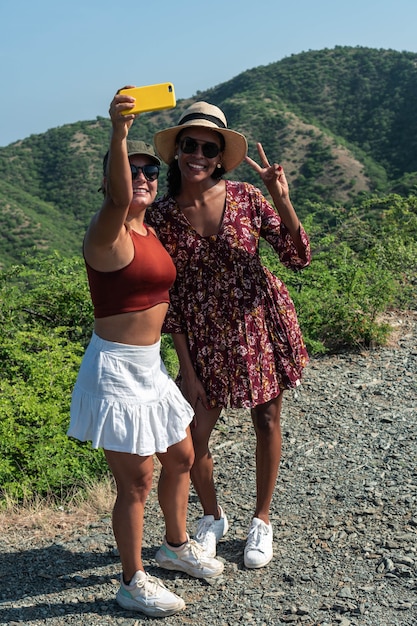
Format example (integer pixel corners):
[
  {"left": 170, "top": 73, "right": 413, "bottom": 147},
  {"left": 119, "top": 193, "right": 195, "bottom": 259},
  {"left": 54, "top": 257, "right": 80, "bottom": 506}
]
[
  {"left": 0, "top": 476, "right": 116, "bottom": 543},
  {"left": 378, "top": 309, "right": 417, "bottom": 347},
  {"left": 0, "top": 461, "right": 165, "bottom": 544}
]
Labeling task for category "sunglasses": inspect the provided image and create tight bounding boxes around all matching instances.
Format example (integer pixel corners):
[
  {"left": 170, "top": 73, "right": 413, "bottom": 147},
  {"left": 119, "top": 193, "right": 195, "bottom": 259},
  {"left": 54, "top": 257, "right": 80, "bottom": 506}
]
[
  {"left": 130, "top": 163, "right": 160, "bottom": 182},
  {"left": 179, "top": 136, "right": 221, "bottom": 159}
]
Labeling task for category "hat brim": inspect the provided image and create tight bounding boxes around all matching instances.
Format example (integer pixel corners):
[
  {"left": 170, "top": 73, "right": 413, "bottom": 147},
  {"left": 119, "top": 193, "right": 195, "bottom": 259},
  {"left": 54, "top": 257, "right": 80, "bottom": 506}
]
[
  {"left": 126, "top": 139, "right": 161, "bottom": 166},
  {"left": 127, "top": 149, "right": 160, "bottom": 166},
  {"left": 154, "top": 120, "right": 247, "bottom": 172}
]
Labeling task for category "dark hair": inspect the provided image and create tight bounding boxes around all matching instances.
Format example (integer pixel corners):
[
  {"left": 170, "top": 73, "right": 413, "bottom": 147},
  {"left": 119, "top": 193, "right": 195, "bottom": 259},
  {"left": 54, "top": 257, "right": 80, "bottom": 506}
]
[
  {"left": 97, "top": 151, "right": 109, "bottom": 194},
  {"left": 166, "top": 130, "right": 226, "bottom": 197},
  {"left": 102, "top": 151, "right": 109, "bottom": 176}
]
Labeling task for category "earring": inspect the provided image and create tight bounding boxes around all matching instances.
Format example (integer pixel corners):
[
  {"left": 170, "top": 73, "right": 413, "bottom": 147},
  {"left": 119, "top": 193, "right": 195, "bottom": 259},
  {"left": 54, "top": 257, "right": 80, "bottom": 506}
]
[
  {"left": 216, "top": 163, "right": 222, "bottom": 169},
  {"left": 174, "top": 154, "right": 179, "bottom": 160}
]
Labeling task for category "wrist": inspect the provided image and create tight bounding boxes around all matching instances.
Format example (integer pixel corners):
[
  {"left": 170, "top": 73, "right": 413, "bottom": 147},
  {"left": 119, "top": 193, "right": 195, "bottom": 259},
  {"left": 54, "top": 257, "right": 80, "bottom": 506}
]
[
  {"left": 272, "top": 193, "right": 291, "bottom": 209},
  {"left": 110, "top": 127, "right": 129, "bottom": 142}
]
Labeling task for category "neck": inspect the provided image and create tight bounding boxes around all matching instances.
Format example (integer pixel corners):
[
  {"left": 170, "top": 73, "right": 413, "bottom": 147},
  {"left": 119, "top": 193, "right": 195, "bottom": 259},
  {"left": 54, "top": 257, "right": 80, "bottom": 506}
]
[
  {"left": 178, "top": 178, "right": 222, "bottom": 204},
  {"left": 125, "top": 214, "right": 147, "bottom": 235}
]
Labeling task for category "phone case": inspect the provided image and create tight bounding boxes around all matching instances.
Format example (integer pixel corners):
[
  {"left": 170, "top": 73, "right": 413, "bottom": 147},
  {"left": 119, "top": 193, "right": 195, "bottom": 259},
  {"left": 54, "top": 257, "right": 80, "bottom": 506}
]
[{"left": 120, "top": 83, "right": 176, "bottom": 115}]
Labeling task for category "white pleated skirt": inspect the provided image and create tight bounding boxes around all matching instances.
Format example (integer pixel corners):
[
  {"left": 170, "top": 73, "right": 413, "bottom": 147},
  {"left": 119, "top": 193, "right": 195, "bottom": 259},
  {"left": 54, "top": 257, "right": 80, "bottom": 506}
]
[{"left": 68, "top": 333, "right": 194, "bottom": 456}]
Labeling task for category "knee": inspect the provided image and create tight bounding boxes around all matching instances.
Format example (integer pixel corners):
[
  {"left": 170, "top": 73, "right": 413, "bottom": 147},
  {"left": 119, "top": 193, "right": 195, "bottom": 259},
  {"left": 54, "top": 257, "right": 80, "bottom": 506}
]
[
  {"left": 177, "top": 448, "right": 195, "bottom": 473},
  {"left": 255, "top": 415, "right": 280, "bottom": 437},
  {"left": 252, "top": 403, "right": 282, "bottom": 437},
  {"left": 191, "top": 434, "right": 208, "bottom": 459},
  {"left": 135, "top": 471, "right": 154, "bottom": 494},
  {"left": 177, "top": 434, "right": 195, "bottom": 471},
  {"left": 191, "top": 425, "right": 213, "bottom": 457},
  {"left": 191, "top": 435, "right": 213, "bottom": 464},
  {"left": 184, "top": 435, "right": 196, "bottom": 468},
  {"left": 116, "top": 471, "right": 153, "bottom": 502},
  {"left": 160, "top": 444, "right": 195, "bottom": 475},
  {"left": 185, "top": 455, "right": 194, "bottom": 473}
]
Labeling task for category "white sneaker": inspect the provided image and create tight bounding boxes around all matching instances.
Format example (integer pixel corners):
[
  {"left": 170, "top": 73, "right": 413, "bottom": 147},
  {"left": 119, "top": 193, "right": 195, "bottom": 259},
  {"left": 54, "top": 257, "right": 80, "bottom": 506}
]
[
  {"left": 155, "top": 535, "right": 224, "bottom": 578},
  {"left": 116, "top": 570, "right": 185, "bottom": 617},
  {"left": 244, "top": 517, "right": 273, "bottom": 569},
  {"left": 194, "top": 506, "right": 229, "bottom": 557}
]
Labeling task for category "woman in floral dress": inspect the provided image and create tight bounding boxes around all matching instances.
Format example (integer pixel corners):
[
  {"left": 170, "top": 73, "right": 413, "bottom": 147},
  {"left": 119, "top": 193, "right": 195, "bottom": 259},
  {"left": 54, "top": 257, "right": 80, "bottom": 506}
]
[{"left": 147, "top": 101, "right": 311, "bottom": 569}]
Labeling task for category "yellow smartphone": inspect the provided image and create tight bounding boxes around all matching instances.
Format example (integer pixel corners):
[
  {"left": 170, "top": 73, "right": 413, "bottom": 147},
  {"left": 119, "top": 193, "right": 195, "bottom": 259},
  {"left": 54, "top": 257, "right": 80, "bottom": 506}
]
[{"left": 119, "top": 82, "right": 176, "bottom": 115}]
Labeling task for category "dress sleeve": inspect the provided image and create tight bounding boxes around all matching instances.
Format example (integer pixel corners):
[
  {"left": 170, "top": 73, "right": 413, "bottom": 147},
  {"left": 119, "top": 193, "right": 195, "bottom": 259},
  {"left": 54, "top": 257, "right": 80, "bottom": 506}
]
[{"left": 256, "top": 187, "right": 311, "bottom": 270}]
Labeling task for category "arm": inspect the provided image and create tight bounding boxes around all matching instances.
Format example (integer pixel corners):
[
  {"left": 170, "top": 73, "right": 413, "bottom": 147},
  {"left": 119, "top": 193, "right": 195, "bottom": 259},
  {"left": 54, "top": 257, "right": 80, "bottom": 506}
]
[
  {"left": 245, "top": 142, "right": 305, "bottom": 258},
  {"left": 85, "top": 88, "right": 137, "bottom": 252},
  {"left": 172, "top": 333, "right": 209, "bottom": 411}
]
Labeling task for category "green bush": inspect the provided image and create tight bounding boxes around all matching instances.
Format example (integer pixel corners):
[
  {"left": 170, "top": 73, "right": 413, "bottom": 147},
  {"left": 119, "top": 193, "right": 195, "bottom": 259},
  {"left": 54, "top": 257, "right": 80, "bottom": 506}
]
[
  {"left": 261, "top": 193, "right": 416, "bottom": 353},
  {"left": 0, "top": 328, "right": 109, "bottom": 500},
  {"left": 0, "top": 253, "right": 179, "bottom": 502},
  {"left": 1, "top": 188, "right": 416, "bottom": 503}
]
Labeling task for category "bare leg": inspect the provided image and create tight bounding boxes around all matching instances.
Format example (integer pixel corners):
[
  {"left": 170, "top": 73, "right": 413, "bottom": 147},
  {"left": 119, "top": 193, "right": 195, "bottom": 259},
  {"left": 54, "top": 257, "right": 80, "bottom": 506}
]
[
  {"left": 156, "top": 427, "right": 195, "bottom": 544},
  {"left": 190, "top": 403, "right": 222, "bottom": 518},
  {"left": 250, "top": 394, "right": 283, "bottom": 524},
  {"left": 104, "top": 450, "right": 154, "bottom": 582}
]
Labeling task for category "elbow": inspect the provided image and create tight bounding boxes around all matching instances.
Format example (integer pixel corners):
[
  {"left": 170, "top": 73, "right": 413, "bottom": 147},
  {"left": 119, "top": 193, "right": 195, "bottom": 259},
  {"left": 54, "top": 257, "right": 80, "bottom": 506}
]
[{"left": 107, "top": 188, "right": 133, "bottom": 210}]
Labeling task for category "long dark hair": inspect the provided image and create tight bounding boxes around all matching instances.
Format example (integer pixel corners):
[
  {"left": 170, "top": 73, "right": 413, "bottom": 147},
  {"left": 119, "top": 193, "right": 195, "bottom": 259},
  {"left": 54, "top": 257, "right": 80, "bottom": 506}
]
[{"left": 166, "top": 130, "right": 226, "bottom": 197}]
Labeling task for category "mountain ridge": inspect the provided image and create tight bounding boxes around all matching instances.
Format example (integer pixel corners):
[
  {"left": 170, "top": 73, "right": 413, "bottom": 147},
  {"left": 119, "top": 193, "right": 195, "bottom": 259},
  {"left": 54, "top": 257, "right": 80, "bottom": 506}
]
[{"left": 0, "top": 45, "right": 416, "bottom": 267}]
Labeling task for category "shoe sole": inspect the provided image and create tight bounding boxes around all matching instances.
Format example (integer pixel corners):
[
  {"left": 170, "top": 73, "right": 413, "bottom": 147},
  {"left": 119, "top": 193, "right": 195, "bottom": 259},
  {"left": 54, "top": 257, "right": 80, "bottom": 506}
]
[
  {"left": 244, "top": 553, "right": 273, "bottom": 569},
  {"left": 116, "top": 592, "right": 185, "bottom": 617},
  {"left": 220, "top": 515, "right": 229, "bottom": 539}
]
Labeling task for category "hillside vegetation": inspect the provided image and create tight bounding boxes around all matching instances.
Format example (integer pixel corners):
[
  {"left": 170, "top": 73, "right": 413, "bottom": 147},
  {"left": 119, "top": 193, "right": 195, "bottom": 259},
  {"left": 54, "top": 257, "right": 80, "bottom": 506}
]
[
  {"left": 0, "top": 46, "right": 417, "bottom": 266},
  {"left": 1, "top": 46, "right": 417, "bottom": 503}
]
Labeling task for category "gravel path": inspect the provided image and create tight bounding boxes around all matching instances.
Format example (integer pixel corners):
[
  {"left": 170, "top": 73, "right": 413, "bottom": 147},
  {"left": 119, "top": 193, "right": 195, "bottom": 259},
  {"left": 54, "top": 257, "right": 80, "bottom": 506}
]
[{"left": 1, "top": 313, "right": 416, "bottom": 625}]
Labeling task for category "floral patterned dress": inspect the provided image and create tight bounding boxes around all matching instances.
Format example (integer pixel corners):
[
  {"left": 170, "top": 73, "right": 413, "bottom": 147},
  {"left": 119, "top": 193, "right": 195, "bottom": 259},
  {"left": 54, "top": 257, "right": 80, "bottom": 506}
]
[{"left": 147, "top": 180, "right": 311, "bottom": 409}]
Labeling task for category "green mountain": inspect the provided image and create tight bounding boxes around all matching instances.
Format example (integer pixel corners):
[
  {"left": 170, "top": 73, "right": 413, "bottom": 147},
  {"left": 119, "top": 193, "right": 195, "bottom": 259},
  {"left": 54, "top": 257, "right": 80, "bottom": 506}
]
[{"left": 1, "top": 46, "right": 416, "bottom": 268}]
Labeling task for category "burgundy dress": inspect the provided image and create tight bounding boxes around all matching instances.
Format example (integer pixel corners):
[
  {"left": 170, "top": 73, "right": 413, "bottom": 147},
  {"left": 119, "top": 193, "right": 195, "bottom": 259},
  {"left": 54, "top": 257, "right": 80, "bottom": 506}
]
[{"left": 147, "top": 180, "right": 311, "bottom": 409}]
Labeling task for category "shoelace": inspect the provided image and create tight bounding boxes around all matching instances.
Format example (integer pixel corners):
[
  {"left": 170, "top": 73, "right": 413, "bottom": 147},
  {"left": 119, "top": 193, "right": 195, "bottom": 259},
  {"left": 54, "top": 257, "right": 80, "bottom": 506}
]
[
  {"left": 195, "top": 518, "right": 216, "bottom": 544},
  {"left": 136, "top": 574, "right": 165, "bottom": 597},
  {"left": 246, "top": 524, "right": 269, "bottom": 551},
  {"left": 187, "top": 538, "right": 209, "bottom": 562}
]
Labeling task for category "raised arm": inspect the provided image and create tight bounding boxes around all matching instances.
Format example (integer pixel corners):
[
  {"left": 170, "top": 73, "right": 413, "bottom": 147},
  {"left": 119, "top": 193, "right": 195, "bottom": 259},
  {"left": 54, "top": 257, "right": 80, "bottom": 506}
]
[
  {"left": 85, "top": 88, "right": 137, "bottom": 252},
  {"left": 245, "top": 142, "right": 305, "bottom": 257}
]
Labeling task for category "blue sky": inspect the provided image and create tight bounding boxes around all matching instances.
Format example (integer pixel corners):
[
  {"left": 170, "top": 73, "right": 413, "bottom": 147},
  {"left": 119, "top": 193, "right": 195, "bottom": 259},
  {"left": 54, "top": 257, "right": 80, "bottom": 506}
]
[{"left": 1, "top": 0, "right": 416, "bottom": 147}]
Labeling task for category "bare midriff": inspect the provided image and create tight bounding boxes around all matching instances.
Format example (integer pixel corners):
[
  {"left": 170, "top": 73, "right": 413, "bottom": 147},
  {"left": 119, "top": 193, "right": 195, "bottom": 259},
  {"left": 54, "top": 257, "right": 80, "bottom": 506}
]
[{"left": 93, "top": 302, "right": 169, "bottom": 346}]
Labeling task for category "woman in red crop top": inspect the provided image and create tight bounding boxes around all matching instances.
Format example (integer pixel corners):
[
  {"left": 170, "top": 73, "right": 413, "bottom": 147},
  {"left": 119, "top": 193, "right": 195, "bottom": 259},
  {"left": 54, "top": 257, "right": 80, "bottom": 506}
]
[{"left": 68, "top": 89, "right": 223, "bottom": 618}]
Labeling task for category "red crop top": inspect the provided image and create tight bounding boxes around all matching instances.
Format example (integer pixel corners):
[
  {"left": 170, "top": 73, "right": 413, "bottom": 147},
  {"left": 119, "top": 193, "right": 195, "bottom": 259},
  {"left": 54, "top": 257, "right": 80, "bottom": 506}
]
[{"left": 85, "top": 226, "right": 176, "bottom": 318}]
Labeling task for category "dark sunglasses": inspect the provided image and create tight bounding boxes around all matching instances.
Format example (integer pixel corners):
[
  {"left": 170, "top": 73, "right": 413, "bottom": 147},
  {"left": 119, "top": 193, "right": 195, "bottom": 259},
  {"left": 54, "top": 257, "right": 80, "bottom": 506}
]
[
  {"left": 180, "top": 136, "right": 221, "bottom": 159},
  {"left": 130, "top": 163, "right": 160, "bottom": 181}
]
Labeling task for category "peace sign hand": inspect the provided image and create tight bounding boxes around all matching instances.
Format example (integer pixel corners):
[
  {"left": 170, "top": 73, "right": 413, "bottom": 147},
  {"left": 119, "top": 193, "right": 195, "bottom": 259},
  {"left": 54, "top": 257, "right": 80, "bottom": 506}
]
[{"left": 245, "top": 142, "right": 289, "bottom": 199}]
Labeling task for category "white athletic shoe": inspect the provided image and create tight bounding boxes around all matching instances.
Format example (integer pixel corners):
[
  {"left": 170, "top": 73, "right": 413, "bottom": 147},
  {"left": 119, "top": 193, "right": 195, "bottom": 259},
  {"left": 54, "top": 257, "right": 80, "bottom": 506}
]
[
  {"left": 194, "top": 506, "right": 229, "bottom": 557},
  {"left": 244, "top": 517, "right": 273, "bottom": 569},
  {"left": 155, "top": 535, "right": 224, "bottom": 578},
  {"left": 116, "top": 569, "right": 185, "bottom": 617}
]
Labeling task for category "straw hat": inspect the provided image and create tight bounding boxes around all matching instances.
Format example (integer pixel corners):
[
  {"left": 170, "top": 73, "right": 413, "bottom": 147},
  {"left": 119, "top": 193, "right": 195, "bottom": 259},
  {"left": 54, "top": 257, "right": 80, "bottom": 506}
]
[{"left": 154, "top": 102, "right": 247, "bottom": 172}]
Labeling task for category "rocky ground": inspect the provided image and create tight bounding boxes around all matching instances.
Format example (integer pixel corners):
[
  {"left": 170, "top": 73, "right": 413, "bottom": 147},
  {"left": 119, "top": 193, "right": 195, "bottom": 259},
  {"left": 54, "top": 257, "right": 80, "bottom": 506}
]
[{"left": 0, "top": 312, "right": 416, "bottom": 625}]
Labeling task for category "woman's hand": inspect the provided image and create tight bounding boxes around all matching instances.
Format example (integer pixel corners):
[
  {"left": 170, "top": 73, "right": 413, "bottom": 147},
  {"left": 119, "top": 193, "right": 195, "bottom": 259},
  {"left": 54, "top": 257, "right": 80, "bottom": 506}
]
[
  {"left": 108, "top": 86, "right": 137, "bottom": 136},
  {"left": 179, "top": 370, "right": 209, "bottom": 413},
  {"left": 245, "top": 142, "right": 289, "bottom": 200}
]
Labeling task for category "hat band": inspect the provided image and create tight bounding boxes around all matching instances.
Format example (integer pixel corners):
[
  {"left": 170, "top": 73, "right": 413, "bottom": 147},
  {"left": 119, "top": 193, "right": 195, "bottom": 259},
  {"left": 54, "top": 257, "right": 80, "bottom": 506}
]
[{"left": 179, "top": 112, "right": 226, "bottom": 129}]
